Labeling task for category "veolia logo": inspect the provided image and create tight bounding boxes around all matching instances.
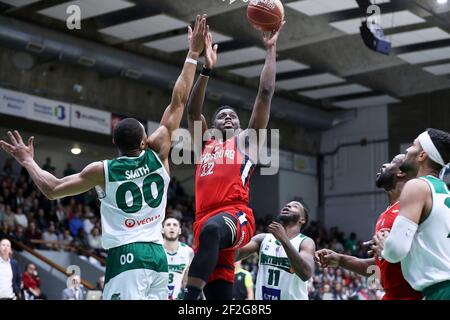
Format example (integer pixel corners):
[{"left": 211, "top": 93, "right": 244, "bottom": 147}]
[{"left": 125, "top": 219, "right": 136, "bottom": 228}]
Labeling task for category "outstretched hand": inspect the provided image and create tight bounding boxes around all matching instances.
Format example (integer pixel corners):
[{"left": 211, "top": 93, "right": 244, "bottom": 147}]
[
  {"left": 262, "top": 20, "right": 286, "bottom": 49},
  {"left": 188, "top": 14, "right": 208, "bottom": 55},
  {"left": 314, "top": 249, "right": 340, "bottom": 268},
  {"left": 204, "top": 26, "right": 219, "bottom": 69},
  {"left": 370, "top": 228, "right": 390, "bottom": 258},
  {"left": 0, "top": 130, "right": 34, "bottom": 166}
]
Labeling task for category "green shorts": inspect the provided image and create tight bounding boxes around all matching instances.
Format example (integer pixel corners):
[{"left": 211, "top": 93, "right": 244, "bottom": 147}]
[
  {"left": 423, "top": 280, "right": 450, "bottom": 300},
  {"left": 103, "top": 242, "right": 168, "bottom": 300}
]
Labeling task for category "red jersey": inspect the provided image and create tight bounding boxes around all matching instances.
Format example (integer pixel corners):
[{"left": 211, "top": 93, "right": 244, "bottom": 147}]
[
  {"left": 374, "top": 202, "right": 422, "bottom": 300},
  {"left": 194, "top": 136, "right": 255, "bottom": 220}
]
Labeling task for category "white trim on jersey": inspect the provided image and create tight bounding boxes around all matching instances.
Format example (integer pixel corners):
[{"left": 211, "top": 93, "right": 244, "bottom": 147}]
[
  {"left": 241, "top": 160, "right": 253, "bottom": 186},
  {"left": 117, "top": 150, "right": 146, "bottom": 160},
  {"left": 223, "top": 216, "right": 237, "bottom": 244}
]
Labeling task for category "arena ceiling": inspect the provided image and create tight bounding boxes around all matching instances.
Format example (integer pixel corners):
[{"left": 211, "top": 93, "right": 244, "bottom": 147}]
[{"left": 1, "top": 0, "right": 450, "bottom": 112}]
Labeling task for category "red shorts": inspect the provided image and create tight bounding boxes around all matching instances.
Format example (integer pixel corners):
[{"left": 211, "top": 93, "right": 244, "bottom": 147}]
[{"left": 193, "top": 203, "right": 255, "bottom": 284}]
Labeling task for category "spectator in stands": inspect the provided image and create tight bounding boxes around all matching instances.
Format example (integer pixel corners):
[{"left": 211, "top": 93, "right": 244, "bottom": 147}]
[
  {"left": 329, "top": 237, "right": 344, "bottom": 253},
  {"left": 0, "top": 239, "right": 21, "bottom": 300},
  {"left": 14, "top": 207, "right": 28, "bottom": 229},
  {"left": 69, "top": 211, "right": 83, "bottom": 237},
  {"left": 2, "top": 158, "right": 13, "bottom": 176},
  {"left": 344, "top": 232, "right": 358, "bottom": 255},
  {"left": 233, "top": 261, "right": 254, "bottom": 300},
  {"left": 62, "top": 275, "right": 86, "bottom": 300},
  {"left": 24, "top": 222, "right": 42, "bottom": 249},
  {"left": 58, "top": 229, "right": 73, "bottom": 251},
  {"left": 321, "top": 284, "right": 334, "bottom": 300},
  {"left": 96, "top": 275, "right": 105, "bottom": 293},
  {"left": 3, "top": 205, "right": 15, "bottom": 230},
  {"left": 87, "top": 227, "right": 102, "bottom": 253},
  {"left": 63, "top": 163, "right": 77, "bottom": 177},
  {"left": 55, "top": 204, "right": 66, "bottom": 227},
  {"left": 0, "top": 203, "right": 5, "bottom": 224},
  {"left": 0, "top": 222, "right": 11, "bottom": 240},
  {"left": 42, "top": 157, "right": 55, "bottom": 174},
  {"left": 171, "top": 204, "right": 183, "bottom": 221},
  {"left": 22, "top": 263, "right": 46, "bottom": 300},
  {"left": 83, "top": 211, "right": 95, "bottom": 235},
  {"left": 42, "top": 223, "right": 59, "bottom": 250},
  {"left": 13, "top": 188, "right": 25, "bottom": 212},
  {"left": 11, "top": 226, "right": 27, "bottom": 249},
  {"left": 35, "top": 208, "right": 48, "bottom": 231}
]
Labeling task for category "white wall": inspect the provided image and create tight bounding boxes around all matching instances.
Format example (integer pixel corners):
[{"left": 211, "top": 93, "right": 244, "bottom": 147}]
[
  {"left": 278, "top": 170, "right": 318, "bottom": 222},
  {"left": 321, "top": 105, "right": 390, "bottom": 239}
]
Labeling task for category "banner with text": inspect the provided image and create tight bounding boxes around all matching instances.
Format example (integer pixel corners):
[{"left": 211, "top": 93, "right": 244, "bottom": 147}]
[
  {"left": 27, "top": 95, "right": 70, "bottom": 127},
  {"left": 0, "top": 88, "right": 28, "bottom": 118},
  {"left": 71, "top": 104, "right": 111, "bottom": 135}
]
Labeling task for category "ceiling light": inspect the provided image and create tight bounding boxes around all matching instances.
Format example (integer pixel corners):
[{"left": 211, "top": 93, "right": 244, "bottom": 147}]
[
  {"left": 71, "top": 146, "right": 81, "bottom": 155},
  {"left": 437, "top": 0, "right": 448, "bottom": 4}
]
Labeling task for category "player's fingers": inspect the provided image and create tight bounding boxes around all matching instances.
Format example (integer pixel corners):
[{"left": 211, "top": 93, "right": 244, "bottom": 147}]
[
  {"left": 13, "top": 130, "right": 24, "bottom": 145},
  {"left": 213, "top": 44, "right": 218, "bottom": 54},
  {"left": 28, "top": 136, "right": 34, "bottom": 148},
  {"left": 202, "top": 14, "right": 207, "bottom": 32},
  {"left": 7, "top": 131, "right": 18, "bottom": 146},
  {"left": 188, "top": 25, "right": 193, "bottom": 38},
  {"left": 198, "top": 15, "right": 205, "bottom": 34},
  {"left": 0, "top": 140, "right": 14, "bottom": 153},
  {"left": 362, "top": 240, "right": 373, "bottom": 247},
  {"left": 193, "top": 15, "right": 200, "bottom": 33}
]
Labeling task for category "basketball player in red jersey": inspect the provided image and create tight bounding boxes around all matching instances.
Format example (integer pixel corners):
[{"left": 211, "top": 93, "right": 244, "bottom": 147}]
[
  {"left": 315, "top": 154, "right": 422, "bottom": 300},
  {"left": 183, "top": 23, "right": 285, "bottom": 300}
]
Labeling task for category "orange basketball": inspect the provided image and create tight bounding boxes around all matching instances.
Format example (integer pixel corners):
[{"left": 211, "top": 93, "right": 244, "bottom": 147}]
[{"left": 247, "top": 0, "right": 284, "bottom": 32}]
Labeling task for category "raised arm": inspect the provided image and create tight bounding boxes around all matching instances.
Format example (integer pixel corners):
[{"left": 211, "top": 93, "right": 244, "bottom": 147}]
[
  {"left": 268, "top": 222, "right": 315, "bottom": 281},
  {"left": 315, "top": 249, "right": 375, "bottom": 277},
  {"left": 187, "top": 29, "right": 218, "bottom": 139},
  {"left": 378, "top": 179, "right": 428, "bottom": 263},
  {"left": 0, "top": 131, "right": 103, "bottom": 200},
  {"left": 235, "top": 233, "right": 265, "bottom": 261},
  {"left": 147, "top": 15, "right": 207, "bottom": 169},
  {"left": 247, "top": 22, "right": 285, "bottom": 131}
]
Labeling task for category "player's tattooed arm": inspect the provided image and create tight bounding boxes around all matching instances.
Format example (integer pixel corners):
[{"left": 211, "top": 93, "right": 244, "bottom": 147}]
[
  {"left": 0, "top": 130, "right": 104, "bottom": 200},
  {"left": 235, "top": 233, "right": 265, "bottom": 261},
  {"left": 315, "top": 249, "right": 375, "bottom": 277},
  {"left": 187, "top": 28, "right": 218, "bottom": 139},
  {"left": 148, "top": 14, "right": 207, "bottom": 169},
  {"left": 247, "top": 21, "right": 285, "bottom": 132}
]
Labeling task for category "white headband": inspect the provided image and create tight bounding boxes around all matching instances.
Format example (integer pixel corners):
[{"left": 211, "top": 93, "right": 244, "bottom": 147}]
[{"left": 418, "top": 131, "right": 449, "bottom": 179}]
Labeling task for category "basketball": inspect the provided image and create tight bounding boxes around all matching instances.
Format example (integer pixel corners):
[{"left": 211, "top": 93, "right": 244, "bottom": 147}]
[{"left": 247, "top": 0, "right": 285, "bottom": 32}]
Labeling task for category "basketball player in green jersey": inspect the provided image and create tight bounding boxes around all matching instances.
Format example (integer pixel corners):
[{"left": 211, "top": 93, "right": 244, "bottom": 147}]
[
  {"left": 372, "top": 128, "right": 450, "bottom": 300},
  {"left": 162, "top": 217, "right": 194, "bottom": 300},
  {"left": 235, "top": 201, "right": 315, "bottom": 300},
  {"left": 0, "top": 14, "right": 208, "bottom": 300}
]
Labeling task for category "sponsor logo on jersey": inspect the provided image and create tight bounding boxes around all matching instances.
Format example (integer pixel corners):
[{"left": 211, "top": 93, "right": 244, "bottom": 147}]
[
  {"left": 124, "top": 214, "right": 161, "bottom": 228},
  {"left": 260, "top": 253, "right": 292, "bottom": 273},
  {"left": 125, "top": 218, "right": 136, "bottom": 228},
  {"left": 168, "top": 264, "right": 187, "bottom": 273}
]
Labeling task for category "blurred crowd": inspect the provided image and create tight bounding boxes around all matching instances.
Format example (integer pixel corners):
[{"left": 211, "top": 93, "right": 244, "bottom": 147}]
[{"left": 1, "top": 156, "right": 383, "bottom": 300}]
